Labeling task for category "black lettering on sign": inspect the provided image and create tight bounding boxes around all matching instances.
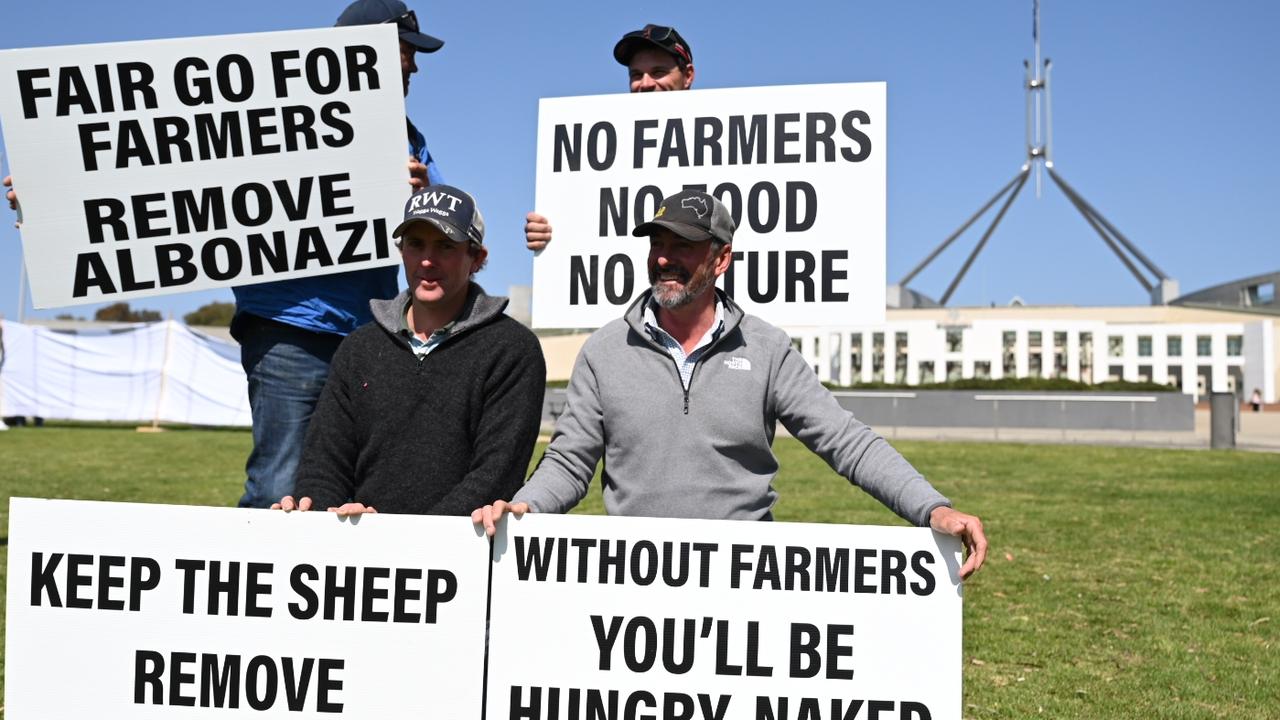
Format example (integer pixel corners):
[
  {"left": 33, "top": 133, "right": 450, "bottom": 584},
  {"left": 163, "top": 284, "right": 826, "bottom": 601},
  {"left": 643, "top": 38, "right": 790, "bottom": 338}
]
[
  {"left": 722, "top": 251, "right": 848, "bottom": 304},
  {"left": 171, "top": 559, "right": 273, "bottom": 617},
  {"left": 842, "top": 110, "right": 873, "bottom": 162},
  {"left": 510, "top": 687, "right": 730, "bottom": 720},
  {"left": 569, "top": 254, "right": 634, "bottom": 306},
  {"left": 19, "top": 63, "right": 158, "bottom": 120},
  {"left": 360, "top": 566, "right": 391, "bottom": 622},
  {"left": 911, "top": 551, "right": 936, "bottom": 596},
  {"left": 553, "top": 122, "right": 617, "bottom": 172},
  {"left": 320, "top": 101, "right": 354, "bottom": 148},
  {"left": 289, "top": 564, "right": 454, "bottom": 623},
  {"left": 134, "top": 650, "right": 344, "bottom": 713},
  {"left": 29, "top": 552, "right": 160, "bottom": 610},
  {"left": 758, "top": 697, "right": 888, "bottom": 720},
  {"left": 788, "top": 623, "right": 854, "bottom": 679},
  {"left": 271, "top": 46, "right": 382, "bottom": 98}
]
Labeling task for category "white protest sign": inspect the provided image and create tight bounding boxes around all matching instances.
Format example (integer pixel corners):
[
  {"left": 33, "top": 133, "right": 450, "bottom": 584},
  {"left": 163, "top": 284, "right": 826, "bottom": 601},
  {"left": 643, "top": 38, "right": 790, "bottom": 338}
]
[
  {"left": 530, "top": 83, "right": 886, "bottom": 329},
  {"left": 4, "top": 498, "right": 489, "bottom": 719},
  {"left": 0, "top": 26, "right": 410, "bottom": 308},
  {"left": 488, "top": 514, "right": 962, "bottom": 720}
]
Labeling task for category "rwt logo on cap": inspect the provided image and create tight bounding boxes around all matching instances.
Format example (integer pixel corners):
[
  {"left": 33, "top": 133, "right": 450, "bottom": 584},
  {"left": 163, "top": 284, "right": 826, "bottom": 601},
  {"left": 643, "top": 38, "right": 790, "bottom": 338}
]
[
  {"left": 392, "top": 184, "right": 486, "bottom": 245},
  {"left": 408, "top": 190, "right": 466, "bottom": 227}
]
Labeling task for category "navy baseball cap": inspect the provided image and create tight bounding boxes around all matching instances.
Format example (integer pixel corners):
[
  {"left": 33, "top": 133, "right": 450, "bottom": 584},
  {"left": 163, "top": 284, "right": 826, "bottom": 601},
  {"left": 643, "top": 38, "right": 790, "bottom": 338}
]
[
  {"left": 633, "top": 190, "right": 735, "bottom": 244},
  {"left": 336, "top": 0, "right": 444, "bottom": 53},
  {"left": 393, "top": 185, "right": 485, "bottom": 246},
  {"left": 614, "top": 24, "right": 693, "bottom": 68}
]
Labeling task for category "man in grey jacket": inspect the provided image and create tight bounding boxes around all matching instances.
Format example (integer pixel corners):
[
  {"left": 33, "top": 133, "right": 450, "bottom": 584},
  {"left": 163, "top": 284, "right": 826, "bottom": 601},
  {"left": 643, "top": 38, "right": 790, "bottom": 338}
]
[{"left": 475, "top": 191, "right": 988, "bottom": 579}]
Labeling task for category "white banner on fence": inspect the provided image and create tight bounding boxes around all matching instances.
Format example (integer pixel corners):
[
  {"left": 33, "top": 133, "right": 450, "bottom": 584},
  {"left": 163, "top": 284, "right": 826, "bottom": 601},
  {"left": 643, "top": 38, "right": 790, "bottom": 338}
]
[
  {"left": 0, "top": 320, "right": 251, "bottom": 426},
  {"left": 4, "top": 498, "right": 489, "bottom": 719},
  {"left": 0, "top": 26, "right": 409, "bottom": 308},
  {"left": 488, "top": 513, "right": 962, "bottom": 720},
  {"left": 530, "top": 83, "right": 886, "bottom": 329}
]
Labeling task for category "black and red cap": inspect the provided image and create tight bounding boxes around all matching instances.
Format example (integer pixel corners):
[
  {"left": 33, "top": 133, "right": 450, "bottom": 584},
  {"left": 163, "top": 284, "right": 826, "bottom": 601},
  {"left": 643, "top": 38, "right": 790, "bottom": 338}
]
[{"left": 613, "top": 24, "right": 693, "bottom": 68}]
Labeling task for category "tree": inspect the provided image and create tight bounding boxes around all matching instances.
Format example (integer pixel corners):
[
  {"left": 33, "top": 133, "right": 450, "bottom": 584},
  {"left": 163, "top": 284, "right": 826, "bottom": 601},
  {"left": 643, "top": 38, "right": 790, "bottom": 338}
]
[
  {"left": 183, "top": 302, "right": 236, "bottom": 327},
  {"left": 93, "top": 302, "right": 162, "bottom": 323}
]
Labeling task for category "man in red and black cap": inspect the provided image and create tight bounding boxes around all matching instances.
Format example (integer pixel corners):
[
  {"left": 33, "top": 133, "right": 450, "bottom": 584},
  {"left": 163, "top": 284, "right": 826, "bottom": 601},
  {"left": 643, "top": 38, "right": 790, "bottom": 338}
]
[
  {"left": 524, "top": 24, "right": 696, "bottom": 250},
  {"left": 614, "top": 23, "right": 695, "bottom": 92}
]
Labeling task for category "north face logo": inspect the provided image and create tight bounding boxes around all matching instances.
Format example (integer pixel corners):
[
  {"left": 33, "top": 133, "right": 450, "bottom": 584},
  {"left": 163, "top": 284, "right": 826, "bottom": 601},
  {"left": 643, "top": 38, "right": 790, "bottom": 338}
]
[
  {"left": 681, "top": 196, "right": 709, "bottom": 217},
  {"left": 724, "top": 357, "right": 751, "bottom": 371}
]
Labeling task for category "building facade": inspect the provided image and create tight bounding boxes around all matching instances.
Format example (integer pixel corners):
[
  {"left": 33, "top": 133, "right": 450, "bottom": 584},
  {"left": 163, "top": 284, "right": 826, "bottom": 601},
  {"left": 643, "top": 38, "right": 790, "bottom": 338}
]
[{"left": 784, "top": 305, "right": 1277, "bottom": 403}]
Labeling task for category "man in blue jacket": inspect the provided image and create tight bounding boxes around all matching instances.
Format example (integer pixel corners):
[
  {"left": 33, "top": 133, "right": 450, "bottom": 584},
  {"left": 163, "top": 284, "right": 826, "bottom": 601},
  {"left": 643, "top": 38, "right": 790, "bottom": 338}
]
[{"left": 233, "top": 0, "right": 446, "bottom": 508}]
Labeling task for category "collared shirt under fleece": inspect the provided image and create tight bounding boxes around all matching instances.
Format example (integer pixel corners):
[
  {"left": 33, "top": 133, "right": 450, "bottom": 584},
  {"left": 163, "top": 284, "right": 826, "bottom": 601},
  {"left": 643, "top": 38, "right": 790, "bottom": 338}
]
[{"left": 513, "top": 289, "right": 952, "bottom": 524}]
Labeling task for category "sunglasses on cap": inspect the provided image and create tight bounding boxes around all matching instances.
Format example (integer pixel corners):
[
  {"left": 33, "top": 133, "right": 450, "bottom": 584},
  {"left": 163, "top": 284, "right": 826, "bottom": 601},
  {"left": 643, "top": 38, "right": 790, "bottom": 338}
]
[
  {"left": 623, "top": 24, "right": 691, "bottom": 66},
  {"left": 385, "top": 8, "right": 419, "bottom": 33}
]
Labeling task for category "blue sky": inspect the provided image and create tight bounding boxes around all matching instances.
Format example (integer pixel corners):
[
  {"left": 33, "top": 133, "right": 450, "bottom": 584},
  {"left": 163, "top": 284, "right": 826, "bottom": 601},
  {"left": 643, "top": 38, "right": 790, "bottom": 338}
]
[{"left": 2, "top": 1, "right": 1277, "bottom": 322}]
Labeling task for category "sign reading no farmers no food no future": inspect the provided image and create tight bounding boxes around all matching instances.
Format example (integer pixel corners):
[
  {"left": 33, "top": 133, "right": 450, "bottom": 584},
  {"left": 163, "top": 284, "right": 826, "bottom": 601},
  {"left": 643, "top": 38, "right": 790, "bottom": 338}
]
[{"left": 531, "top": 82, "right": 886, "bottom": 329}]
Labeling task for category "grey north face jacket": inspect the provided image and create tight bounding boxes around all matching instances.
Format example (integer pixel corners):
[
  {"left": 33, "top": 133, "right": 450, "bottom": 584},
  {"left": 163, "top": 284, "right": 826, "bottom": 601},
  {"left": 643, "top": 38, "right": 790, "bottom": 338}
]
[{"left": 514, "top": 290, "right": 950, "bottom": 525}]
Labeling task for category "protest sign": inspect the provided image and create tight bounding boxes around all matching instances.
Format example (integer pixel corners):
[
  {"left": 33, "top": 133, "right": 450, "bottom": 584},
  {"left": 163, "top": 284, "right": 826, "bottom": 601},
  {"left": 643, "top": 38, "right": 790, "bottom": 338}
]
[
  {"left": 487, "top": 514, "right": 962, "bottom": 720},
  {"left": 530, "top": 83, "right": 886, "bottom": 329},
  {"left": 4, "top": 498, "right": 489, "bottom": 719},
  {"left": 0, "top": 26, "right": 409, "bottom": 308}
]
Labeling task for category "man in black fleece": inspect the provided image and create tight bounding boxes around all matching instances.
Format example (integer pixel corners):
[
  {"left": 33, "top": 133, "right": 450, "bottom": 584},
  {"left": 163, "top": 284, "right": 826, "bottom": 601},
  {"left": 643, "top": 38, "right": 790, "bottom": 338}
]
[{"left": 274, "top": 185, "right": 545, "bottom": 515}]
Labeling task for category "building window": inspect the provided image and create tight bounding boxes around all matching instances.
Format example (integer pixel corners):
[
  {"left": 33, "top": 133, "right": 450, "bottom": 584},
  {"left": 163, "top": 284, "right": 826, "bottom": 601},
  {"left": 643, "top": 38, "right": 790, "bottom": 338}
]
[
  {"left": 894, "top": 333, "right": 909, "bottom": 384},
  {"left": 1247, "top": 282, "right": 1275, "bottom": 306},
  {"left": 1167, "top": 336, "right": 1182, "bottom": 357},
  {"left": 1029, "top": 353, "right": 1042, "bottom": 376},
  {"left": 1227, "top": 335, "right": 1243, "bottom": 356},
  {"left": 1138, "top": 365, "right": 1153, "bottom": 383},
  {"left": 1167, "top": 365, "right": 1182, "bottom": 390},
  {"left": 1197, "top": 335, "right": 1212, "bottom": 356},
  {"left": 946, "top": 361, "right": 963, "bottom": 381},
  {"left": 1108, "top": 336, "right": 1124, "bottom": 358},
  {"left": 1029, "top": 331, "right": 1042, "bottom": 349},
  {"left": 1108, "top": 365, "right": 1123, "bottom": 382},
  {"left": 791, "top": 338, "right": 803, "bottom": 353},
  {"left": 850, "top": 334, "right": 862, "bottom": 376},
  {"left": 918, "top": 361, "right": 935, "bottom": 384},
  {"left": 974, "top": 361, "right": 991, "bottom": 379},
  {"left": 945, "top": 328, "right": 963, "bottom": 353},
  {"left": 1079, "top": 332, "right": 1093, "bottom": 383},
  {"left": 871, "top": 332, "right": 885, "bottom": 382},
  {"left": 1054, "top": 331, "right": 1067, "bottom": 350},
  {"left": 1138, "top": 336, "right": 1152, "bottom": 357},
  {"left": 1002, "top": 331, "right": 1017, "bottom": 376}
]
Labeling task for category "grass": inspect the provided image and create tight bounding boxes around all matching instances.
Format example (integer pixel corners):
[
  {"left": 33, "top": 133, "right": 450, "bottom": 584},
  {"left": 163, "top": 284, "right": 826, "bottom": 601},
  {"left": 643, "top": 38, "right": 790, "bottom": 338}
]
[{"left": 1, "top": 426, "right": 1277, "bottom": 718}]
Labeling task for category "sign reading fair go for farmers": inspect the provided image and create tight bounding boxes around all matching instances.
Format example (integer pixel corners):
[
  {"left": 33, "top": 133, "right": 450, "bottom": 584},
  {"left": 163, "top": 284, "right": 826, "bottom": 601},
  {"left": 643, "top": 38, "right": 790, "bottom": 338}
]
[
  {"left": 530, "top": 83, "right": 886, "bottom": 329},
  {"left": 0, "top": 25, "right": 409, "bottom": 308}
]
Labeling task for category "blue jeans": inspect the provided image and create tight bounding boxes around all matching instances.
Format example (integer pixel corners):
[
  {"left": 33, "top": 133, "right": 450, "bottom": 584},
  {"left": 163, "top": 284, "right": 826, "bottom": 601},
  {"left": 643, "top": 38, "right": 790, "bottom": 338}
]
[{"left": 234, "top": 314, "right": 345, "bottom": 508}]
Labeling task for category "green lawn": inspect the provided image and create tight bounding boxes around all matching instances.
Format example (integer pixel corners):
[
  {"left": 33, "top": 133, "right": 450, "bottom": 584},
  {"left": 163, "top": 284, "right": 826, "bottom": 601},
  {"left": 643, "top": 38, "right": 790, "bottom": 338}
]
[{"left": 1, "top": 426, "right": 1277, "bottom": 718}]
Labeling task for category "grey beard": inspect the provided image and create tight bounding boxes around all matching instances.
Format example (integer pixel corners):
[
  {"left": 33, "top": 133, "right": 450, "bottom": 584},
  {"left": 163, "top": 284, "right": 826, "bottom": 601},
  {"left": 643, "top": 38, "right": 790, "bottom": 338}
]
[
  {"left": 650, "top": 268, "right": 714, "bottom": 309},
  {"left": 652, "top": 281, "right": 695, "bottom": 309}
]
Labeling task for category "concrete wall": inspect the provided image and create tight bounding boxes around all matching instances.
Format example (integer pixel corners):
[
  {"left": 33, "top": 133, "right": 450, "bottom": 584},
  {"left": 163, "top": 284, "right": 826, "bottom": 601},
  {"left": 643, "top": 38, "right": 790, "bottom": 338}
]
[
  {"left": 541, "top": 388, "right": 1194, "bottom": 432},
  {"left": 829, "top": 390, "right": 1193, "bottom": 431}
]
